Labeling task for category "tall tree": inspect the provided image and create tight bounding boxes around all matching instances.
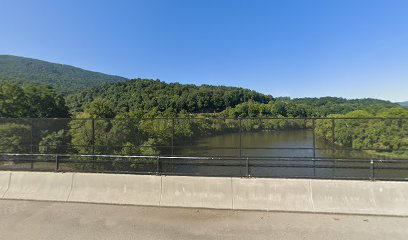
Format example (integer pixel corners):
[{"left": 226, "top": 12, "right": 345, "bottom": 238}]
[{"left": 0, "top": 82, "right": 69, "bottom": 118}]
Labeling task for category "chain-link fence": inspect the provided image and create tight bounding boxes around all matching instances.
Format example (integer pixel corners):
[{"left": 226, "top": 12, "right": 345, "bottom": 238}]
[{"left": 0, "top": 117, "right": 407, "bottom": 180}]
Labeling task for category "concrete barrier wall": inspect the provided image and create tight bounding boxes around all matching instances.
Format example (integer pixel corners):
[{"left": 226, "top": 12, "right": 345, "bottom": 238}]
[
  {"left": 68, "top": 173, "right": 161, "bottom": 206},
  {"left": 1, "top": 171, "right": 408, "bottom": 216},
  {"left": 371, "top": 181, "right": 408, "bottom": 216},
  {"left": 3, "top": 172, "right": 73, "bottom": 201},
  {"left": 310, "top": 180, "right": 377, "bottom": 215},
  {"left": 0, "top": 171, "right": 10, "bottom": 197},
  {"left": 161, "top": 176, "right": 232, "bottom": 209},
  {"left": 232, "top": 178, "right": 314, "bottom": 212}
]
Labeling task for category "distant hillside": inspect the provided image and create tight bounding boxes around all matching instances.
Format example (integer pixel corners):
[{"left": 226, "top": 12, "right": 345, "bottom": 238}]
[
  {"left": 66, "top": 78, "right": 274, "bottom": 114},
  {"left": 221, "top": 97, "right": 400, "bottom": 118},
  {"left": 0, "top": 55, "right": 127, "bottom": 94},
  {"left": 397, "top": 101, "right": 408, "bottom": 107},
  {"left": 1, "top": 55, "right": 403, "bottom": 118}
]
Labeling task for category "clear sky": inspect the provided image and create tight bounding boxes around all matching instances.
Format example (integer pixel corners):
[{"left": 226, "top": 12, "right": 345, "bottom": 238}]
[{"left": 1, "top": 0, "right": 407, "bottom": 102}]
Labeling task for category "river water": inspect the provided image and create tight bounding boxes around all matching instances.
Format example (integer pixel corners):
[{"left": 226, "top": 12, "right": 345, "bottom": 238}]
[
  {"left": 168, "top": 130, "right": 406, "bottom": 179},
  {"left": 177, "top": 130, "right": 370, "bottom": 158}
]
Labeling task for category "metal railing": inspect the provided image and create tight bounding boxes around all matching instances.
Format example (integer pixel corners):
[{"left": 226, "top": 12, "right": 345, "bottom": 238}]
[
  {"left": 1, "top": 153, "right": 408, "bottom": 181},
  {"left": 0, "top": 117, "right": 407, "bottom": 180}
]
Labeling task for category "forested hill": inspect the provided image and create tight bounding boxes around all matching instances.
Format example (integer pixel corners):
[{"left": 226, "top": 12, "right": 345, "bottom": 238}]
[
  {"left": 66, "top": 78, "right": 274, "bottom": 114},
  {"left": 221, "top": 97, "right": 399, "bottom": 118},
  {"left": 0, "top": 55, "right": 127, "bottom": 94},
  {"left": 66, "top": 78, "right": 400, "bottom": 118},
  {"left": 0, "top": 55, "right": 402, "bottom": 118}
]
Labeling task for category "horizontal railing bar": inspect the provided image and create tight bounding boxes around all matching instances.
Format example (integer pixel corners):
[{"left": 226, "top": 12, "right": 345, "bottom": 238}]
[
  {"left": 4, "top": 155, "right": 408, "bottom": 166},
  {"left": 251, "top": 175, "right": 375, "bottom": 180},
  {"left": 4, "top": 165, "right": 406, "bottom": 181},
  {"left": 2, "top": 117, "right": 408, "bottom": 120},
  {"left": 371, "top": 166, "right": 408, "bottom": 170},
  {"left": 2, "top": 153, "right": 408, "bottom": 162},
  {"left": 6, "top": 143, "right": 408, "bottom": 152},
  {"left": 163, "top": 163, "right": 373, "bottom": 169}
]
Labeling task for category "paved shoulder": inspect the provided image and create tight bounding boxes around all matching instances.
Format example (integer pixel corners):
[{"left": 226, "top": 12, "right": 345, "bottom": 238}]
[{"left": 0, "top": 200, "right": 406, "bottom": 240}]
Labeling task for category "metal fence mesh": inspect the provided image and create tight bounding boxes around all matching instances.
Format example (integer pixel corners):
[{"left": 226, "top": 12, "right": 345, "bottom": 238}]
[{"left": 0, "top": 117, "right": 407, "bottom": 180}]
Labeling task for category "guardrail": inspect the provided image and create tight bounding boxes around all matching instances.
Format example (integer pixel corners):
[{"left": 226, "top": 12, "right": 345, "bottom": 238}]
[{"left": 1, "top": 153, "right": 408, "bottom": 181}]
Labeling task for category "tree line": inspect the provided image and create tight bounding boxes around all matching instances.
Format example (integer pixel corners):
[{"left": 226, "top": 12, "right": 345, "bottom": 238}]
[
  {"left": 66, "top": 79, "right": 274, "bottom": 114},
  {"left": 315, "top": 108, "right": 408, "bottom": 158},
  {"left": 0, "top": 80, "right": 407, "bottom": 164}
]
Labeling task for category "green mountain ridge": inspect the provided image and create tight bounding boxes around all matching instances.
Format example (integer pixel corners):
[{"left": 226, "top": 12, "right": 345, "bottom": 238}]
[
  {"left": 66, "top": 78, "right": 274, "bottom": 114},
  {"left": 0, "top": 55, "right": 402, "bottom": 117},
  {"left": 0, "top": 55, "right": 127, "bottom": 94}
]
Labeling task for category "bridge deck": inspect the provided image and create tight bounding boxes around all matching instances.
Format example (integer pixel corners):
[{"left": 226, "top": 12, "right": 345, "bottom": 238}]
[{"left": 0, "top": 199, "right": 406, "bottom": 240}]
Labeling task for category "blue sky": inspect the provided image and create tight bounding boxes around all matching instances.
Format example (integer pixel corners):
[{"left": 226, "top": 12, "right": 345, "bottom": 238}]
[{"left": 1, "top": 0, "right": 408, "bottom": 102}]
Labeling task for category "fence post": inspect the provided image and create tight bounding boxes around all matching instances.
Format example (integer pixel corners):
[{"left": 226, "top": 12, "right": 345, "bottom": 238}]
[
  {"left": 239, "top": 118, "right": 243, "bottom": 176},
  {"left": 55, "top": 154, "right": 59, "bottom": 172},
  {"left": 156, "top": 156, "right": 161, "bottom": 175},
  {"left": 312, "top": 118, "right": 316, "bottom": 158},
  {"left": 171, "top": 118, "right": 175, "bottom": 156},
  {"left": 91, "top": 118, "right": 95, "bottom": 155},
  {"left": 91, "top": 118, "right": 95, "bottom": 170},
  {"left": 370, "top": 160, "right": 374, "bottom": 181},
  {"left": 332, "top": 118, "right": 336, "bottom": 177},
  {"left": 239, "top": 118, "right": 242, "bottom": 158},
  {"left": 312, "top": 118, "right": 316, "bottom": 176},
  {"left": 30, "top": 119, "right": 34, "bottom": 170},
  {"left": 246, "top": 157, "right": 249, "bottom": 177},
  {"left": 331, "top": 118, "right": 335, "bottom": 151},
  {"left": 171, "top": 118, "right": 175, "bottom": 173}
]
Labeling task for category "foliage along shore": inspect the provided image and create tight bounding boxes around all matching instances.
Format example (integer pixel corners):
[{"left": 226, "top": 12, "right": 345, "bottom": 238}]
[{"left": 0, "top": 80, "right": 407, "bottom": 162}]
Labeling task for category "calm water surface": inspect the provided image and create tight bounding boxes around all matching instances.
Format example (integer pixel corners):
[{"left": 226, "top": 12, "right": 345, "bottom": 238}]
[
  {"left": 169, "top": 130, "right": 404, "bottom": 179},
  {"left": 177, "top": 130, "right": 369, "bottom": 158}
]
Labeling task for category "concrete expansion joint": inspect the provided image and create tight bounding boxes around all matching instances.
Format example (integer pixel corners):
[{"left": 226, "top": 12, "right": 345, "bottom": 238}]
[
  {"left": 231, "top": 177, "right": 234, "bottom": 210},
  {"left": 159, "top": 175, "right": 163, "bottom": 206},
  {"left": 309, "top": 180, "right": 315, "bottom": 211},
  {"left": 1, "top": 172, "right": 12, "bottom": 199},
  {"left": 66, "top": 172, "right": 75, "bottom": 202}
]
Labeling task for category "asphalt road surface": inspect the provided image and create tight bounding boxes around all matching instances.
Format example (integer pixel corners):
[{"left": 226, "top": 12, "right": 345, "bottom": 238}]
[{"left": 0, "top": 199, "right": 407, "bottom": 240}]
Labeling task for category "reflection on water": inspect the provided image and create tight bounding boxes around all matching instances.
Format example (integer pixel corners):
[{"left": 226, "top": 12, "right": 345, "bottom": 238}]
[
  {"left": 176, "top": 130, "right": 371, "bottom": 159},
  {"left": 169, "top": 130, "right": 404, "bottom": 179}
]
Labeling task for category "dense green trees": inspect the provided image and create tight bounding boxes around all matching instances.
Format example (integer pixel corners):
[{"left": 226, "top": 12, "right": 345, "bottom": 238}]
[
  {"left": 220, "top": 97, "right": 398, "bottom": 118},
  {"left": 0, "top": 83, "right": 27, "bottom": 117},
  {"left": 39, "top": 130, "right": 71, "bottom": 154},
  {"left": 83, "top": 98, "right": 115, "bottom": 118},
  {"left": 0, "top": 123, "right": 31, "bottom": 153},
  {"left": 315, "top": 108, "right": 408, "bottom": 158},
  {"left": 66, "top": 79, "right": 273, "bottom": 114},
  {"left": 0, "top": 82, "right": 69, "bottom": 118}
]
